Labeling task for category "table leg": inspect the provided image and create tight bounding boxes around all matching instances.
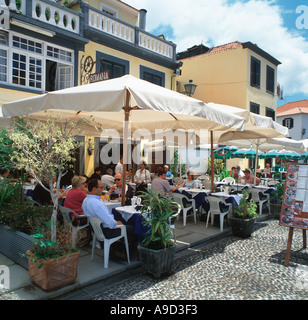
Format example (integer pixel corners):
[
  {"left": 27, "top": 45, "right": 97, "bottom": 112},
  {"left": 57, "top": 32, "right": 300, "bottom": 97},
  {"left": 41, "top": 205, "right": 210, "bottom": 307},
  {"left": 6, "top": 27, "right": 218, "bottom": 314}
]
[{"left": 303, "top": 229, "right": 307, "bottom": 249}]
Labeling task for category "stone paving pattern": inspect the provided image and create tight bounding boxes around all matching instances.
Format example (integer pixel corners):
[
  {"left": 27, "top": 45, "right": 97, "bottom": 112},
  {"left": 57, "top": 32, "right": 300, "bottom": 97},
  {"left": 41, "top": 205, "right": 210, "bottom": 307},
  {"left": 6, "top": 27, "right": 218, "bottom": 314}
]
[{"left": 72, "top": 220, "right": 308, "bottom": 300}]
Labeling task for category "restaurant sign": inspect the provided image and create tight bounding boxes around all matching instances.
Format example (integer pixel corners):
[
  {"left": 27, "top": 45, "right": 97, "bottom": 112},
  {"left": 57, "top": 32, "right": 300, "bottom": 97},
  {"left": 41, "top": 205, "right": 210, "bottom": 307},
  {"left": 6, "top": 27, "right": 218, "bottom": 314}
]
[{"left": 89, "top": 70, "right": 109, "bottom": 84}]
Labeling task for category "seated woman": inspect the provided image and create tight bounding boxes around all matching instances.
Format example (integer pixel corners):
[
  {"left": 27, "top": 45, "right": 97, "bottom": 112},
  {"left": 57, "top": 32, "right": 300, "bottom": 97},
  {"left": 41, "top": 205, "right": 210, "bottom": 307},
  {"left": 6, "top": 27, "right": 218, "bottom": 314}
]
[
  {"left": 64, "top": 175, "right": 88, "bottom": 226},
  {"left": 182, "top": 171, "right": 197, "bottom": 189}
]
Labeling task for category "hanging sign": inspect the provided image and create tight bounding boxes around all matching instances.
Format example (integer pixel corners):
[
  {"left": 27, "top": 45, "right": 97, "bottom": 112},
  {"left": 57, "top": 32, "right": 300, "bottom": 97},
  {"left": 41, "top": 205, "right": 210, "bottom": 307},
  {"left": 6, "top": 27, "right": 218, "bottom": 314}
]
[
  {"left": 89, "top": 70, "right": 109, "bottom": 83},
  {"left": 0, "top": 3, "right": 10, "bottom": 31}
]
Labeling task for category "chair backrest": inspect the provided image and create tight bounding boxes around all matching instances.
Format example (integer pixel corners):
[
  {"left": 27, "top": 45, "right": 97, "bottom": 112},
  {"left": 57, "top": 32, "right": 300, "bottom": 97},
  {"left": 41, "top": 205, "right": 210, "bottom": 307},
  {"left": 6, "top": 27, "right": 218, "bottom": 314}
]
[
  {"left": 198, "top": 174, "right": 209, "bottom": 180},
  {"left": 221, "top": 177, "right": 235, "bottom": 184},
  {"left": 206, "top": 196, "right": 225, "bottom": 212},
  {"left": 89, "top": 217, "right": 106, "bottom": 241},
  {"left": 171, "top": 193, "right": 192, "bottom": 209},
  {"left": 250, "top": 188, "right": 264, "bottom": 201},
  {"left": 169, "top": 202, "right": 181, "bottom": 225},
  {"left": 59, "top": 205, "right": 76, "bottom": 226}
]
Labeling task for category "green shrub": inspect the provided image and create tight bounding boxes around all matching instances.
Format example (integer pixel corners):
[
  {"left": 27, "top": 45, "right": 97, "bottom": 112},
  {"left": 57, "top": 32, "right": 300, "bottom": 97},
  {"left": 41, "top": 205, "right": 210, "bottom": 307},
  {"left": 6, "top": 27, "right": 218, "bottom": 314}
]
[{"left": 0, "top": 202, "right": 52, "bottom": 235}]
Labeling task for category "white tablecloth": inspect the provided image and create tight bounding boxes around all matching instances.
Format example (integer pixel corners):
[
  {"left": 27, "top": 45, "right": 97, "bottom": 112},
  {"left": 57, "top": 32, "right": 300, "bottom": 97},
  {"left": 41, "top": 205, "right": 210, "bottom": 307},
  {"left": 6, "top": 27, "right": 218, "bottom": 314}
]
[
  {"left": 179, "top": 187, "right": 210, "bottom": 195},
  {"left": 115, "top": 205, "right": 140, "bottom": 222},
  {"left": 208, "top": 192, "right": 243, "bottom": 205},
  {"left": 104, "top": 201, "right": 121, "bottom": 213}
]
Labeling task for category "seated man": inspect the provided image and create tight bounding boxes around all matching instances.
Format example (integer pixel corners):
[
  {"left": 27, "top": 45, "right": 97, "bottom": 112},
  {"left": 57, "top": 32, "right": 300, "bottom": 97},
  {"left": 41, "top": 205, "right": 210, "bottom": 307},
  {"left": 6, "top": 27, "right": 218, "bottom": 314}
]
[
  {"left": 101, "top": 168, "right": 115, "bottom": 190},
  {"left": 151, "top": 167, "right": 180, "bottom": 194},
  {"left": 82, "top": 179, "right": 123, "bottom": 239},
  {"left": 263, "top": 163, "right": 271, "bottom": 178},
  {"left": 109, "top": 173, "right": 134, "bottom": 205},
  {"left": 242, "top": 169, "right": 260, "bottom": 185}
]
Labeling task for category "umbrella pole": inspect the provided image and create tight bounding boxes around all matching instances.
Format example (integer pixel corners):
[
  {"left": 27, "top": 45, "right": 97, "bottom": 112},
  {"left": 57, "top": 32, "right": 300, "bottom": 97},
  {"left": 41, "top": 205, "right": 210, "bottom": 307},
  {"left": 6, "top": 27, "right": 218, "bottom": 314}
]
[
  {"left": 122, "top": 89, "right": 130, "bottom": 206},
  {"left": 254, "top": 144, "right": 259, "bottom": 185},
  {"left": 211, "top": 131, "right": 214, "bottom": 193}
]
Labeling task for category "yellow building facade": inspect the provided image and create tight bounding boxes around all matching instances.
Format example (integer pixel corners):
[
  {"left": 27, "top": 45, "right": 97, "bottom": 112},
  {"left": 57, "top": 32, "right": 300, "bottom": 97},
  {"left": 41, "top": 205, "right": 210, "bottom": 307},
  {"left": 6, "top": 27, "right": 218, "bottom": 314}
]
[
  {"left": 177, "top": 41, "right": 281, "bottom": 117},
  {"left": 177, "top": 41, "right": 281, "bottom": 172}
]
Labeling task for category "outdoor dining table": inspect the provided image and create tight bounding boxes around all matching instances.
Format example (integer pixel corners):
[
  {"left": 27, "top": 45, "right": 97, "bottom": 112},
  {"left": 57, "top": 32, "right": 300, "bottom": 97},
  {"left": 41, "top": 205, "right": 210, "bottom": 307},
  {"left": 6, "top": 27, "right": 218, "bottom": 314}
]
[
  {"left": 112, "top": 206, "right": 150, "bottom": 243},
  {"left": 178, "top": 187, "right": 210, "bottom": 210},
  {"left": 207, "top": 192, "right": 243, "bottom": 206},
  {"left": 104, "top": 201, "right": 121, "bottom": 213}
]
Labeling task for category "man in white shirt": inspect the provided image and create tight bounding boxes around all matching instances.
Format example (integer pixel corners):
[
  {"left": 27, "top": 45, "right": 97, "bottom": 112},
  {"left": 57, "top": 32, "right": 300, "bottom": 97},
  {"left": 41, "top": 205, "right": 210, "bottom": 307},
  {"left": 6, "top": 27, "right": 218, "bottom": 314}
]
[
  {"left": 82, "top": 179, "right": 122, "bottom": 239},
  {"left": 134, "top": 161, "right": 151, "bottom": 195},
  {"left": 101, "top": 168, "right": 115, "bottom": 189},
  {"left": 236, "top": 166, "right": 244, "bottom": 179}
]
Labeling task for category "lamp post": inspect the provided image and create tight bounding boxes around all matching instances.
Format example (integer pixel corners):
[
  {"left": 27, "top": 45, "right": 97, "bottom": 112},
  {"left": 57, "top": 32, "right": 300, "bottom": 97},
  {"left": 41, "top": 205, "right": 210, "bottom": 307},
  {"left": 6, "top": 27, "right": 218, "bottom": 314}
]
[{"left": 184, "top": 80, "right": 197, "bottom": 97}]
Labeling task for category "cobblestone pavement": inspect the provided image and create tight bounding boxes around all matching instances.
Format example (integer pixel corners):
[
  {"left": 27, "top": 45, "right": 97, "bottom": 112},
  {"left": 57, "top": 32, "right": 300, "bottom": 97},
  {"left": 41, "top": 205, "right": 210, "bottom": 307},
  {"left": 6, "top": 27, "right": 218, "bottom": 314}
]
[{"left": 61, "top": 220, "right": 308, "bottom": 300}]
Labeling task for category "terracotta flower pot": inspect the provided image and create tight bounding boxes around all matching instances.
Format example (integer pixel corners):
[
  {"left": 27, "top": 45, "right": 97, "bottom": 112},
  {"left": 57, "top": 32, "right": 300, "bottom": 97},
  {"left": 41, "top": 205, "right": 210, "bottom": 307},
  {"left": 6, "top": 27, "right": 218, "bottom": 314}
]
[{"left": 27, "top": 250, "right": 80, "bottom": 292}]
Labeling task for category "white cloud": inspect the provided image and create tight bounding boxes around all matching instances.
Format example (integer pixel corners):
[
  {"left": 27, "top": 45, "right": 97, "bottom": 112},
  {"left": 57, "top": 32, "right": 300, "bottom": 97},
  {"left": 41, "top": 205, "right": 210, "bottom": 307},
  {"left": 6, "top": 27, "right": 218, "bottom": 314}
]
[{"left": 128, "top": 0, "right": 308, "bottom": 97}]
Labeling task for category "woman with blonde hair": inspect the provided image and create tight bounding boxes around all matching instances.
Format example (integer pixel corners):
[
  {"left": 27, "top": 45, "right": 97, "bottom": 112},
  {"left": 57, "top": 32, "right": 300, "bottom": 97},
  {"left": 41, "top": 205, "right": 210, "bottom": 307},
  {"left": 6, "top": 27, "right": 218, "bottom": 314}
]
[{"left": 64, "top": 175, "right": 88, "bottom": 225}]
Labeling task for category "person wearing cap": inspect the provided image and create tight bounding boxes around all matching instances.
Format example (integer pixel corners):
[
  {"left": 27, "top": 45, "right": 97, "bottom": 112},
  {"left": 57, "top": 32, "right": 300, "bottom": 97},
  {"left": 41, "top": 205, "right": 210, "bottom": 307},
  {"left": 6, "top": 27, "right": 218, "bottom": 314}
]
[{"left": 242, "top": 169, "right": 260, "bottom": 185}]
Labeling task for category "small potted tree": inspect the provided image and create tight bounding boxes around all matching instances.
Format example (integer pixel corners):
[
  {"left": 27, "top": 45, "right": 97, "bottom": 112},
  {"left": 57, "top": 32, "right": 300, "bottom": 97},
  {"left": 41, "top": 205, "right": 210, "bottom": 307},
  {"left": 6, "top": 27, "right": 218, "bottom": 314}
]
[
  {"left": 137, "top": 190, "right": 179, "bottom": 278},
  {"left": 8, "top": 114, "right": 87, "bottom": 290},
  {"left": 229, "top": 189, "right": 258, "bottom": 238},
  {"left": 25, "top": 221, "right": 79, "bottom": 292}
]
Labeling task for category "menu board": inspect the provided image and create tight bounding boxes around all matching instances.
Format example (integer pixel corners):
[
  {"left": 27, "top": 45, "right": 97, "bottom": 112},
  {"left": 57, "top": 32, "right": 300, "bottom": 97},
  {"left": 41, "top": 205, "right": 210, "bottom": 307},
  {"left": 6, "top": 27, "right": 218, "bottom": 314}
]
[{"left": 280, "top": 163, "right": 308, "bottom": 230}]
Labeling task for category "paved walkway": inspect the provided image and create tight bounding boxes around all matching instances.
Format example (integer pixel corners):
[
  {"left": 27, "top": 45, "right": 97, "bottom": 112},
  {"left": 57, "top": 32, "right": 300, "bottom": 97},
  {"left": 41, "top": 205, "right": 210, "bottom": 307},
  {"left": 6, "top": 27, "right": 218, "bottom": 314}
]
[{"left": 59, "top": 220, "right": 308, "bottom": 300}]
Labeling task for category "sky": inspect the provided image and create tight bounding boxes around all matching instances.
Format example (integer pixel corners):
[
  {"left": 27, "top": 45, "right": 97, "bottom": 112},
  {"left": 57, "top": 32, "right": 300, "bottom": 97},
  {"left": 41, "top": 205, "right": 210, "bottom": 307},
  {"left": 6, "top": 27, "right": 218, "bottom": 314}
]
[{"left": 127, "top": 0, "right": 308, "bottom": 108}]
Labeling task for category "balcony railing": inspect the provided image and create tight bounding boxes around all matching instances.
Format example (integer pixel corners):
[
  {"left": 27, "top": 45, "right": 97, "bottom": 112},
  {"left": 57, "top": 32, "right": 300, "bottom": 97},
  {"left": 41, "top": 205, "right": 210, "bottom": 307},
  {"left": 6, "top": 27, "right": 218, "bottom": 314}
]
[
  {"left": 32, "top": 0, "right": 80, "bottom": 34},
  {"left": 89, "top": 9, "right": 135, "bottom": 44},
  {"left": 3, "top": 0, "right": 26, "bottom": 14},
  {"left": 5, "top": 1, "right": 175, "bottom": 60},
  {"left": 88, "top": 8, "right": 175, "bottom": 60},
  {"left": 4, "top": 0, "right": 80, "bottom": 34}
]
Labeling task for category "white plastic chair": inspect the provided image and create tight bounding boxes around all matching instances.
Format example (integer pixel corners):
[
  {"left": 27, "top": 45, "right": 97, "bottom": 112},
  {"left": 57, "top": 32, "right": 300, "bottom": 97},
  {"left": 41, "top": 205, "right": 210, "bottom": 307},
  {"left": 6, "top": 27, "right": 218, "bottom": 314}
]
[
  {"left": 205, "top": 196, "right": 232, "bottom": 232},
  {"left": 89, "top": 217, "right": 130, "bottom": 268},
  {"left": 168, "top": 203, "right": 181, "bottom": 242},
  {"left": 250, "top": 188, "right": 270, "bottom": 216},
  {"left": 59, "top": 206, "right": 89, "bottom": 248},
  {"left": 172, "top": 193, "right": 197, "bottom": 226},
  {"left": 220, "top": 177, "right": 235, "bottom": 192}
]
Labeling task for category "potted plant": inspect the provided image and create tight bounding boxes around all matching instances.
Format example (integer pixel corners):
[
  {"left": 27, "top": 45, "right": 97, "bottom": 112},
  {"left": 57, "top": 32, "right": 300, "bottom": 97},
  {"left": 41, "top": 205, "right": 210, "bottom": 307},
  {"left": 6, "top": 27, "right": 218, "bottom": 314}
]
[
  {"left": 25, "top": 222, "right": 79, "bottom": 292},
  {"left": 229, "top": 189, "right": 258, "bottom": 238},
  {"left": 270, "top": 182, "right": 285, "bottom": 218},
  {"left": 137, "top": 190, "right": 179, "bottom": 278}
]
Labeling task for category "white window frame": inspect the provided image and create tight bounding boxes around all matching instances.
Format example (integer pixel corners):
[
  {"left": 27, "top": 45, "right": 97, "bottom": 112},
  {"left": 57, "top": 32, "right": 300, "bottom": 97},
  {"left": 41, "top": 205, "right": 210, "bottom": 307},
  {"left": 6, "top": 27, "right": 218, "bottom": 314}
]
[{"left": 0, "top": 31, "right": 74, "bottom": 91}]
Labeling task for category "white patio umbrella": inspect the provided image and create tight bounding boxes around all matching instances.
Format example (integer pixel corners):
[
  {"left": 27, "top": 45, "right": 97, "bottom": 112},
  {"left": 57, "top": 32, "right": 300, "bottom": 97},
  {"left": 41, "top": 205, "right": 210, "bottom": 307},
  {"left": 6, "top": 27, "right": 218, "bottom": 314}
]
[
  {"left": 1, "top": 75, "right": 247, "bottom": 204},
  {"left": 216, "top": 113, "right": 290, "bottom": 184}
]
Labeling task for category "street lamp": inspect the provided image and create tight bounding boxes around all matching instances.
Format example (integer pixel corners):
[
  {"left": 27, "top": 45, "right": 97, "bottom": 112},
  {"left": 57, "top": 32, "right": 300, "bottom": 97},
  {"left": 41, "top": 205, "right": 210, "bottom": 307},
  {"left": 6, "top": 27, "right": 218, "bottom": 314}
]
[{"left": 184, "top": 80, "right": 197, "bottom": 97}]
